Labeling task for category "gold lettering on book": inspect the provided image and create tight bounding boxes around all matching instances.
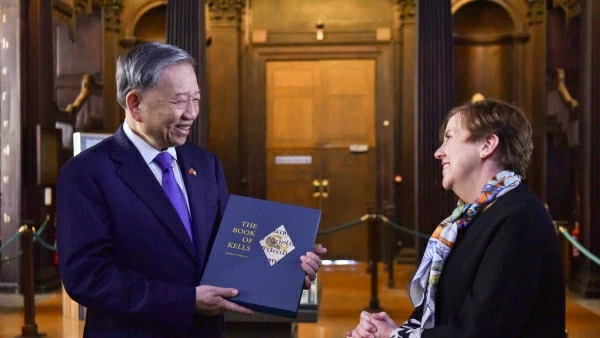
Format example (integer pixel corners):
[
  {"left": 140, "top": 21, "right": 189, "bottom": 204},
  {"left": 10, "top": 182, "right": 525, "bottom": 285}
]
[
  {"left": 226, "top": 220, "right": 259, "bottom": 255},
  {"left": 241, "top": 221, "right": 258, "bottom": 229},
  {"left": 232, "top": 228, "right": 255, "bottom": 236},
  {"left": 228, "top": 241, "right": 251, "bottom": 251}
]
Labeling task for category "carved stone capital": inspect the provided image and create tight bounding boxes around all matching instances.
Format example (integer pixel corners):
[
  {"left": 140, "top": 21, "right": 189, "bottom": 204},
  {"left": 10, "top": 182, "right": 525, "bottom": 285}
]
[
  {"left": 52, "top": 0, "right": 93, "bottom": 41},
  {"left": 208, "top": 0, "right": 245, "bottom": 27},
  {"left": 397, "top": 0, "right": 416, "bottom": 25},
  {"left": 74, "top": 0, "right": 93, "bottom": 14},
  {"left": 103, "top": 0, "right": 123, "bottom": 33},
  {"left": 527, "top": 0, "right": 545, "bottom": 25},
  {"left": 553, "top": 0, "right": 582, "bottom": 26}
]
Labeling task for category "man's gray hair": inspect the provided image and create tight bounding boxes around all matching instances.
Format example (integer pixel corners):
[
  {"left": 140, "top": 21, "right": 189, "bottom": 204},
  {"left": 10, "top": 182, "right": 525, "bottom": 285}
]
[{"left": 116, "top": 42, "right": 195, "bottom": 108}]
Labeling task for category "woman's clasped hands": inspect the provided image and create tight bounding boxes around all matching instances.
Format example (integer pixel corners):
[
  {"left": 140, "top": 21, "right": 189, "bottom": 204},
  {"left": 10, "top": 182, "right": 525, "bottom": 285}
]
[{"left": 346, "top": 311, "right": 398, "bottom": 338}]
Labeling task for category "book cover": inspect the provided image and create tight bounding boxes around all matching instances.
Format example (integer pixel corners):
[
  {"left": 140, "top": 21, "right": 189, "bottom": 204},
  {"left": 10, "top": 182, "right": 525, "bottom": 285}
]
[{"left": 200, "top": 195, "right": 321, "bottom": 318}]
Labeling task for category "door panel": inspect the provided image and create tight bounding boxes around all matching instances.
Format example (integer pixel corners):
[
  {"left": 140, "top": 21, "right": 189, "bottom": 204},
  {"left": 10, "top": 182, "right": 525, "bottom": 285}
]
[
  {"left": 266, "top": 60, "right": 376, "bottom": 260},
  {"left": 319, "top": 60, "right": 376, "bottom": 146},
  {"left": 317, "top": 148, "right": 376, "bottom": 260},
  {"left": 267, "top": 62, "right": 320, "bottom": 149},
  {"left": 266, "top": 148, "right": 320, "bottom": 210}
]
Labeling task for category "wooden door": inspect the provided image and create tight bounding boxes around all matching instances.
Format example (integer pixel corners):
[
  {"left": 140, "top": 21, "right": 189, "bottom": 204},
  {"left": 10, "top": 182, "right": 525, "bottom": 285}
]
[
  {"left": 317, "top": 60, "right": 376, "bottom": 260},
  {"left": 266, "top": 62, "right": 321, "bottom": 209},
  {"left": 266, "top": 60, "right": 376, "bottom": 260}
]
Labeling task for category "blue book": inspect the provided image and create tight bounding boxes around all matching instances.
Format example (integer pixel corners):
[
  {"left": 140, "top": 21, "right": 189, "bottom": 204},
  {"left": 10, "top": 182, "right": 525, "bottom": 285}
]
[{"left": 200, "top": 195, "right": 321, "bottom": 318}]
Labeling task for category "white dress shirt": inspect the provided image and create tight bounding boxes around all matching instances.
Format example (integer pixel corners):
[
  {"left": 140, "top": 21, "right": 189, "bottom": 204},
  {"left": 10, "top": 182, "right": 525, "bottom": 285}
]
[{"left": 123, "top": 121, "right": 191, "bottom": 213}]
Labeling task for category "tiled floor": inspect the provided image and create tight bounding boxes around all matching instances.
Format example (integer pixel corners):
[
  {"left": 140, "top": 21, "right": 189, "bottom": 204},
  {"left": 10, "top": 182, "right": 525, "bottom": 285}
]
[{"left": 1, "top": 263, "right": 599, "bottom": 338}]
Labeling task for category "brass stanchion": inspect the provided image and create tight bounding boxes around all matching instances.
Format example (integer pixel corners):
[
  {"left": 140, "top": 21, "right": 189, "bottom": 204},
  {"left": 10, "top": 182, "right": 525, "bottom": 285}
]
[
  {"left": 16, "top": 223, "right": 46, "bottom": 338},
  {"left": 365, "top": 209, "right": 382, "bottom": 312}
]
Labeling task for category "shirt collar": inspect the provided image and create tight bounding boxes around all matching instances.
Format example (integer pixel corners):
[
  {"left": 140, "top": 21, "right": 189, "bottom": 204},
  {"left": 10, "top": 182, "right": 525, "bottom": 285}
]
[{"left": 123, "top": 121, "right": 178, "bottom": 165}]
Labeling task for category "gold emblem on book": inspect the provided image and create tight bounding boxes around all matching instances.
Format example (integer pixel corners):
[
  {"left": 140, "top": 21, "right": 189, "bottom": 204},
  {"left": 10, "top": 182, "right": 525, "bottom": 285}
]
[
  {"left": 260, "top": 225, "right": 295, "bottom": 266},
  {"left": 265, "top": 234, "right": 289, "bottom": 252}
]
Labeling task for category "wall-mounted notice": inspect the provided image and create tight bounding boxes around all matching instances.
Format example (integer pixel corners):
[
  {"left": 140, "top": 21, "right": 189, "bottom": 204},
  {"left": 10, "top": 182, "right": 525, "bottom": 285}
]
[
  {"left": 274, "top": 156, "right": 312, "bottom": 165},
  {"left": 349, "top": 144, "right": 369, "bottom": 153}
]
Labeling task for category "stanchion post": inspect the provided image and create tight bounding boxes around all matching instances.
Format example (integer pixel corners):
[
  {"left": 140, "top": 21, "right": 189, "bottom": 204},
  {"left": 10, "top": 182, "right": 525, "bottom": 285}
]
[
  {"left": 17, "top": 223, "right": 46, "bottom": 338},
  {"left": 365, "top": 208, "right": 382, "bottom": 312},
  {"left": 383, "top": 204, "right": 396, "bottom": 288}
]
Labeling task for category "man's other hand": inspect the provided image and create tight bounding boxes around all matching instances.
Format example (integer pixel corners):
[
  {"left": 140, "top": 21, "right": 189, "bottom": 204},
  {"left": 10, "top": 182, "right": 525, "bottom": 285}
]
[
  {"left": 195, "top": 285, "right": 254, "bottom": 316},
  {"left": 301, "top": 246, "right": 327, "bottom": 289}
]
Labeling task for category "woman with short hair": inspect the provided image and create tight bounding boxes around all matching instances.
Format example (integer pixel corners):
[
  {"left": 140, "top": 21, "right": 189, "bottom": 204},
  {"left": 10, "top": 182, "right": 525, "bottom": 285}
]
[{"left": 348, "top": 99, "right": 565, "bottom": 338}]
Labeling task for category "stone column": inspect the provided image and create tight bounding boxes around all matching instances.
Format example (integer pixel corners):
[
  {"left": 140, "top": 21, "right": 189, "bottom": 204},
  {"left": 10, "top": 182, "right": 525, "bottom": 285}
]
[
  {"left": 524, "top": 0, "right": 548, "bottom": 201},
  {"left": 166, "top": 0, "right": 209, "bottom": 147},
  {"left": 206, "top": 0, "right": 244, "bottom": 195},
  {"left": 414, "top": 0, "right": 456, "bottom": 255},
  {"left": 396, "top": 0, "right": 417, "bottom": 252},
  {"left": 102, "top": 0, "right": 123, "bottom": 133},
  {"left": 571, "top": 0, "right": 600, "bottom": 298}
]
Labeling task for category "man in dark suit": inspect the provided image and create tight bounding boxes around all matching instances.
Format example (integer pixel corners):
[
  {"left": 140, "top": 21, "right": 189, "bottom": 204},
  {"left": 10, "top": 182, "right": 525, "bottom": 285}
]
[{"left": 57, "top": 42, "right": 326, "bottom": 338}]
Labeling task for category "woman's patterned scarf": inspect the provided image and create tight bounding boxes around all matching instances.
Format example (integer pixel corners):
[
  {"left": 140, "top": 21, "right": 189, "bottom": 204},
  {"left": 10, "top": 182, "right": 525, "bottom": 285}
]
[{"left": 392, "top": 171, "right": 521, "bottom": 338}]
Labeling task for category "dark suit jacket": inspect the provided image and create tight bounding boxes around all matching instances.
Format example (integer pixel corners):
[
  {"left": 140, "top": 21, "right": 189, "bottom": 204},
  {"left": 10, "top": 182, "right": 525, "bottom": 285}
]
[
  {"left": 57, "top": 126, "right": 229, "bottom": 338},
  {"left": 412, "top": 184, "right": 566, "bottom": 338}
]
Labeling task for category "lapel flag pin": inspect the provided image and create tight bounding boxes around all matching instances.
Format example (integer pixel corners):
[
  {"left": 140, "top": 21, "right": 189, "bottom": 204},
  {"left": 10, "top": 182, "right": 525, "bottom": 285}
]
[{"left": 189, "top": 168, "right": 197, "bottom": 176}]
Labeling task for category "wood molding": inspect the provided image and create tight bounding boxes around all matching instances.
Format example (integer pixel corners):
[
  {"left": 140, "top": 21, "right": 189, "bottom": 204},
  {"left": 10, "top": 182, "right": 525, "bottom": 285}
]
[
  {"left": 453, "top": 32, "right": 530, "bottom": 44},
  {"left": 251, "top": 30, "right": 387, "bottom": 46}
]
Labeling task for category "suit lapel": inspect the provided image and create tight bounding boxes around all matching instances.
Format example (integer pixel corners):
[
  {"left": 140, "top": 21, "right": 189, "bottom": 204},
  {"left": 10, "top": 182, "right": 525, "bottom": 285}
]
[
  {"left": 110, "top": 128, "right": 197, "bottom": 261},
  {"left": 176, "top": 146, "right": 210, "bottom": 268}
]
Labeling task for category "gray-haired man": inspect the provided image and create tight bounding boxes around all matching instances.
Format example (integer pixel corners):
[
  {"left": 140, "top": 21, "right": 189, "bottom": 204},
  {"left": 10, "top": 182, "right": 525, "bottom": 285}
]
[{"left": 57, "top": 42, "right": 326, "bottom": 337}]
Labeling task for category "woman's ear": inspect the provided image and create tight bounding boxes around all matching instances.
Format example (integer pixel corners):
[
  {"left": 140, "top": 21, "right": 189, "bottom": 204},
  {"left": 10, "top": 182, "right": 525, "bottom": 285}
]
[
  {"left": 126, "top": 91, "right": 143, "bottom": 122},
  {"left": 480, "top": 134, "right": 500, "bottom": 159}
]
